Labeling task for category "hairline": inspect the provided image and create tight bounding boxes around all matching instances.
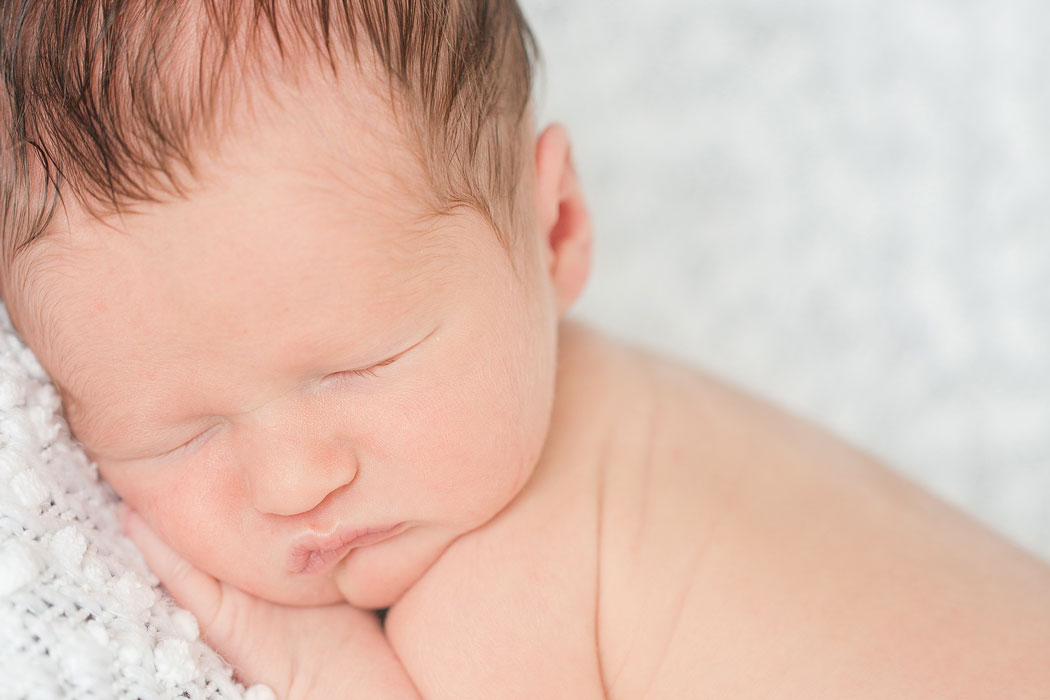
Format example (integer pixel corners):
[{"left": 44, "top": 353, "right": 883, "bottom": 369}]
[{"left": 1, "top": 0, "right": 541, "bottom": 289}]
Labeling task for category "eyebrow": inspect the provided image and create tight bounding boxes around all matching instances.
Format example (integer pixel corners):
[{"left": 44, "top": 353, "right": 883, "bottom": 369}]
[
  {"left": 48, "top": 346, "right": 196, "bottom": 450},
  {"left": 53, "top": 378, "right": 158, "bottom": 452},
  {"left": 53, "top": 380, "right": 84, "bottom": 426},
  {"left": 54, "top": 381, "right": 109, "bottom": 447},
  {"left": 61, "top": 399, "right": 207, "bottom": 457}
]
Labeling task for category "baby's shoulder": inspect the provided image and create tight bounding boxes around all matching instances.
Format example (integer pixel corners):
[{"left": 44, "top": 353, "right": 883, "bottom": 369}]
[{"left": 593, "top": 329, "right": 1050, "bottom": 697}]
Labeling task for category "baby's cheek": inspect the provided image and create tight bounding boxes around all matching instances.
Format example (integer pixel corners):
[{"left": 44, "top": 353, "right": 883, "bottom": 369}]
[
  {"left": 115, "top": 456, "right": 242, "bottom": 568},
  {"left": 161, "top": 458, "right": 243, "bottom": 549},
  {"left": 98, "top": 460, "right": 161, "bottom": 515},
  {"left": 99, "top": 461, "right": 205, "bottom": 556}
]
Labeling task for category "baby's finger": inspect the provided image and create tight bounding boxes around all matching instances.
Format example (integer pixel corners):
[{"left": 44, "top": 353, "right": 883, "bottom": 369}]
[{"left": 120, "top": 504, "right": 224, "bottom": 629}]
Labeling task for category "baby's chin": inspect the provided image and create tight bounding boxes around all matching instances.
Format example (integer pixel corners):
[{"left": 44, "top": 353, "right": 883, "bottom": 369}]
[{"left": 332, "top": 540, "right": 436, "bottom": 610}]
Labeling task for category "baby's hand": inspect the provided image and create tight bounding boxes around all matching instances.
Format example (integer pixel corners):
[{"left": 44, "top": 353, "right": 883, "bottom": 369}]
[{"left": 120, "top": 506, "right": 421, "bottom": 700}]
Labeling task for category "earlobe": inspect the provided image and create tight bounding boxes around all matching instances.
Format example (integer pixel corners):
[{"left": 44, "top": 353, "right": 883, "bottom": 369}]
[{"left": 533, "top": 124, "right": 592, "bottom": 316}]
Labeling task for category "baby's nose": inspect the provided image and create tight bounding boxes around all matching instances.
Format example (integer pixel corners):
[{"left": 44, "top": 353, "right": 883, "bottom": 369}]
[{"left": 240, "top": 432, "right": 358, "bottom": 517}]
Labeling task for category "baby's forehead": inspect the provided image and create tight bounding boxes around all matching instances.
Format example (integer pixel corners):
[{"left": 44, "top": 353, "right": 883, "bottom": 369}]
[
  {"left": 14, "top": 71, "right": 443, "bottom": 273},
  {"left": 6, "top": 62, "right": 432, "bottom": 273},
  {"left": 7, "top": 145, "right": 478, "bottom": 385}
]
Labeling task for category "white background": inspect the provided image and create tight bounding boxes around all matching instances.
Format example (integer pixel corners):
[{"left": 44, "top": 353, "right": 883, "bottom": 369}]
[{"left": 521, "top": 0, "right": 1050, "bottom": 561}]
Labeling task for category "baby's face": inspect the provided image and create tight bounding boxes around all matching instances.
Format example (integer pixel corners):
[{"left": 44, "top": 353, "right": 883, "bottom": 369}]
[{"left": 12, "top": 87, "right": 558, "bottom": 608}]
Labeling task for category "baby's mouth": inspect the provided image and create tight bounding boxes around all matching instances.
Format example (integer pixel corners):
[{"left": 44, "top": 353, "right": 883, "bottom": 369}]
[{"left": 287, "top": 522, "right": 407, "bottom": 574}]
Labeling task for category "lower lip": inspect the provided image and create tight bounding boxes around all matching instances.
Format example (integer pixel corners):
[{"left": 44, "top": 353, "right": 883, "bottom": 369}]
[{"left": 291, "top": 522, "right": 407, "bottom": 575}]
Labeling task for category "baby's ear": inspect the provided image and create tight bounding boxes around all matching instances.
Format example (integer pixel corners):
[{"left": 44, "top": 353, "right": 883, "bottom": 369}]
[{"left": 533, "top": 123, "right": 592, "bottom": 316}]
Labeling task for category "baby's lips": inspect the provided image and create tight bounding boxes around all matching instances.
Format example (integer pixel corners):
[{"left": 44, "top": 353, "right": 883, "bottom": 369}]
[{"left": 287, "top": 521, "right": 409, "bottom": 574}]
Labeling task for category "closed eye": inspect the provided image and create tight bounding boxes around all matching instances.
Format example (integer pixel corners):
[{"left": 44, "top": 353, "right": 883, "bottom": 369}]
[
  {"left": 161, "top": 423, "right": 221, "bottom": 458},
  {"left": 326, "top": 326, "right": 438, "bottom": 383}
]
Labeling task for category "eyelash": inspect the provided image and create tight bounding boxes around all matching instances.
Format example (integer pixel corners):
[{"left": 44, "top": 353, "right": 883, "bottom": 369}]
[
  {"left": 164, "top": 424, "right": 219, "bottom": 458},
  {"left": 331, "top": 355, "right": 399, "bottom": 381}
]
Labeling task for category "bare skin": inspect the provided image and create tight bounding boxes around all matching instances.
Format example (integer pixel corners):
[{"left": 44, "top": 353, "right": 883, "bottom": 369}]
[
  {"left": 387, "top": 319, "right": 1050, "bottom": 698},
  {"left": 13, "top": 49, "right": 1049, "bottom": 697}
]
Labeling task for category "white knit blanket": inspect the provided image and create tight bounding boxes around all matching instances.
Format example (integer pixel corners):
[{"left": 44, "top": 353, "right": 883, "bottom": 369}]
[{"left": 0, "top": 306, "right": 258, "bottom": 699}]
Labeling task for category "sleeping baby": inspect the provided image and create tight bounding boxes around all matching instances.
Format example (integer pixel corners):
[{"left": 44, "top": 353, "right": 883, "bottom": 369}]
[{"left": 2, "top": 1, "right": 1050, "bottom": 698}]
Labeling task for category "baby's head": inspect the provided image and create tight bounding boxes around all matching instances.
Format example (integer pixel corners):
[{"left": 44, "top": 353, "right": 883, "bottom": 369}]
[{"left": 0, "top": 1, "right": 591, "bottom": 608}]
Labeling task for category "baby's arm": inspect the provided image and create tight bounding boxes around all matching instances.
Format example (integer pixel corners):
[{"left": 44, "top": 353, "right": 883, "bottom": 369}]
[{"left": 120, "top": 506, "right": 421, "bottom": 699}]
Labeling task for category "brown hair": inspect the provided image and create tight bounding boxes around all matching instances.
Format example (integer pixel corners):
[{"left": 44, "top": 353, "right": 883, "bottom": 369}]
[{"left": 0, "top": 0, "right": 539, "bottom": 277}]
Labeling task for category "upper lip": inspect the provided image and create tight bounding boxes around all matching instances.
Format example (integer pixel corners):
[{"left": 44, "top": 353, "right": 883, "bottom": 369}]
[{"left": 287, "top": 522, "right": 406, "bottom": 574}]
